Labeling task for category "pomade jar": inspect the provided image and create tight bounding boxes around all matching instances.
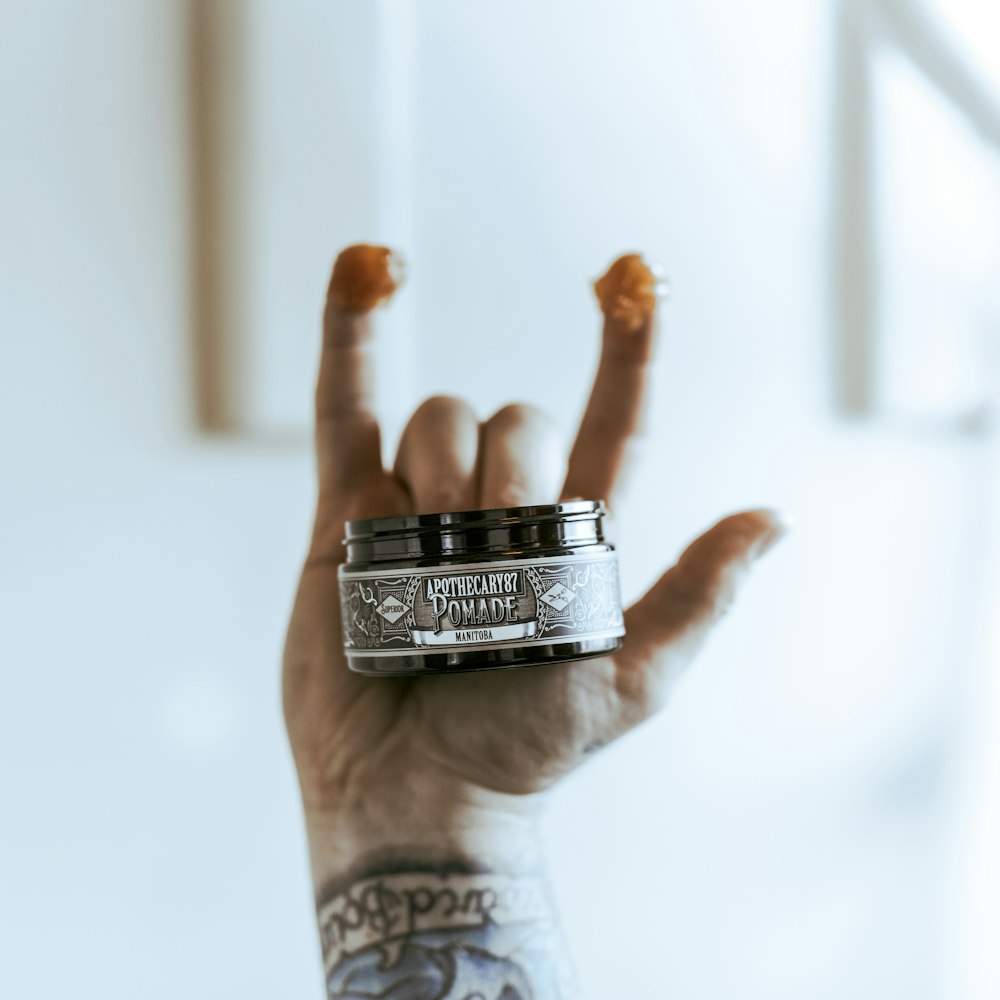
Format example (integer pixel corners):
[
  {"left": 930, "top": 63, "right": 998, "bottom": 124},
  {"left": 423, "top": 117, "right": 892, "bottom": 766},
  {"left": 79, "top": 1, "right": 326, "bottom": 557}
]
[{"left": 338, "top": 501, "right": 624, "bottom": 676}]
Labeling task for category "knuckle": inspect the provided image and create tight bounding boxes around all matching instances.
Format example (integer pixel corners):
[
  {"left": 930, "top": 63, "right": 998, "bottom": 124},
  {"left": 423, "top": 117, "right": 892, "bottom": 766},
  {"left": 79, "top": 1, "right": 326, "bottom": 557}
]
[
  {"left": 485, "top": 468, "right": 559, "bottom": 509},
  {"left": 489, "top": 402, "right": 555, "bottom": 435},
  {"left": 424, "top": 483, "right": 474, "bottom": 512},
  {"left": 411, "top": 394, "right": 474, "bottom": 430},
  {"left": 489, "top": 484, "right": 535, "bottom": 509}
]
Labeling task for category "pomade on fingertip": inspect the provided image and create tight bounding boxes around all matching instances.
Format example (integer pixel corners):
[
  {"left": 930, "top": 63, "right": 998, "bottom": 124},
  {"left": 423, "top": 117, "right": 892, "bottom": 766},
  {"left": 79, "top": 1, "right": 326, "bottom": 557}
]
[
  {"left": 329, "top": 244, "right": 406, "bottom": 312},
  {"left": 593, "top": 253, "right": 670, "bottom": 332}
]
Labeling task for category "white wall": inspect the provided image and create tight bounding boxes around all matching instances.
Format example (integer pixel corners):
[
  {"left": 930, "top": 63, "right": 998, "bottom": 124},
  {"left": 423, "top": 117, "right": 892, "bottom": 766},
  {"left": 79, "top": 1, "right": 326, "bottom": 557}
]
[
  {"left": 0, "top": 3, "right": 321, "bottom": 996},
  {"left": 399, "top": 4, "right": 991, "bottom": 997},
  {"left": 1, "top": 2, "right": 994, "bottom": 998}
]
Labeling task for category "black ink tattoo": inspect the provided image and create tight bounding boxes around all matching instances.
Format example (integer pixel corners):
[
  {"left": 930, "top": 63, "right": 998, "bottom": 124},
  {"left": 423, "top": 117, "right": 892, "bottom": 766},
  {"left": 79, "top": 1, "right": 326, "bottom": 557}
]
[{"left": 317, "top": 864, "right": 573, "bottom": 999}]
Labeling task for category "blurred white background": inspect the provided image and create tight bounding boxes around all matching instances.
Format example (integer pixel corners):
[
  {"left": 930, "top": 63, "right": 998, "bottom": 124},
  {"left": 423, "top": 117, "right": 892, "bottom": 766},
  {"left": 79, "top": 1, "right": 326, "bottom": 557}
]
[{"left": 1, "top": 1, "right": 999, "bottom": 997}]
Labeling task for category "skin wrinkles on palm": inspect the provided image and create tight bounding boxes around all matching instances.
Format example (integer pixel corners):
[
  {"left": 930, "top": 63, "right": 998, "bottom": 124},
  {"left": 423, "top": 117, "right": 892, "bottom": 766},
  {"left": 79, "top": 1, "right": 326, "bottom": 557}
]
[{"left": 283, "top": 245, "right": 786, "bottom": 829}]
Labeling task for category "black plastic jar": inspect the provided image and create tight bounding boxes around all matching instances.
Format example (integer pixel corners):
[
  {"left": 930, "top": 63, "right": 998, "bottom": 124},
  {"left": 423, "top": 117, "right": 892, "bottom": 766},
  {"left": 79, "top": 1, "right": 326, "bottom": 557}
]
[{"left": 338, "top": 501, "right": 624, "bottom": 676}]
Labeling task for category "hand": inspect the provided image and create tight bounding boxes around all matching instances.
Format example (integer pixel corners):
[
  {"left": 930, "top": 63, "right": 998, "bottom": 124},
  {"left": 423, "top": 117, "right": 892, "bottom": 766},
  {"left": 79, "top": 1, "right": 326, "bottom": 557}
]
[{"left": 283, "top": 245, "right": 786, "bottom": 887}]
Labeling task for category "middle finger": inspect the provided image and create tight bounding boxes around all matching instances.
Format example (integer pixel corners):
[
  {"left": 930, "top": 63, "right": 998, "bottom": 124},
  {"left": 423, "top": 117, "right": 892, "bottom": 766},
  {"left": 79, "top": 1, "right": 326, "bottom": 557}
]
[{"left": 394, "top": 395, "right": 479, "bottom": 514}]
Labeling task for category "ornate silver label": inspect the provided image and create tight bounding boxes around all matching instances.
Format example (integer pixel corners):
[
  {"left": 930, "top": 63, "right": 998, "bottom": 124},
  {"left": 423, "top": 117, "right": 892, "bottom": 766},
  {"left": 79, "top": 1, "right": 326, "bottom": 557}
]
[{"left": 339, "top": 551, "right": 624, "bottom": 657}]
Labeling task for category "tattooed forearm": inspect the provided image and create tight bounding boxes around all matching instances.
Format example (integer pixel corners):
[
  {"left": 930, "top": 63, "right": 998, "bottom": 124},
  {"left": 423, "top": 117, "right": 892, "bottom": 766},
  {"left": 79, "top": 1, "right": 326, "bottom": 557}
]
[{"left": 317, "top": 863, "right": 573, "bottom": 999}]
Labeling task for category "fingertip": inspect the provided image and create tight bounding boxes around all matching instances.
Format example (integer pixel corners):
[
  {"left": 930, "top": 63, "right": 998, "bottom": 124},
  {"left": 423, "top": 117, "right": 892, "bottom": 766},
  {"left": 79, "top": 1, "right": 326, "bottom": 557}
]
[
  {"left": 593, "top": 252, "right": 670, "bottom": 335},
  {"left": 740, "top": 507, "right": 792, "bottom": 557},
  {"left": 327, "top": 243, "right": 406, "bottom": 314}
]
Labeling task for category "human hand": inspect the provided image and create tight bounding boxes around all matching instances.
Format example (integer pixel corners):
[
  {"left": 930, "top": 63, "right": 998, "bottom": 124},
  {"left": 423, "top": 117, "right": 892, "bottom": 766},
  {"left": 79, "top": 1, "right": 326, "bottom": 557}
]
[{"left": 283, "top": 245, "right": 786, "bottom": 887}]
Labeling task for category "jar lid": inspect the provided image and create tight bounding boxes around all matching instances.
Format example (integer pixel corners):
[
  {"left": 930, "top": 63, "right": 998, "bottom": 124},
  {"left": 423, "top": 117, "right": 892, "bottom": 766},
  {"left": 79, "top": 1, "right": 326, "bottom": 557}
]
[{"left": 343, "top": 500, "right": 608, "bottom": 563}]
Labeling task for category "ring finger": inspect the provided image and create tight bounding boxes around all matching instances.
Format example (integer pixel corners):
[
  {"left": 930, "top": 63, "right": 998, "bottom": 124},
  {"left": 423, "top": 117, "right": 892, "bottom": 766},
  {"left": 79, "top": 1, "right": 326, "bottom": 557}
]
[
  {"left": 394, "top": 395, "right": 479, "bottom": 514},
  {"left": 478, "top": 403, "right": 565, "bottom": 509}
]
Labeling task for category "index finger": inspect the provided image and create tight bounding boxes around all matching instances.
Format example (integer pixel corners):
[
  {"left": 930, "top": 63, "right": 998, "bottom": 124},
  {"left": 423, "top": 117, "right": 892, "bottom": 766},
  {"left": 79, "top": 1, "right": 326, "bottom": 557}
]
[
  {"left": 315, "top": 244, "right": 405, "bottom": 498},
  {"left": 561, "top": 253, "right": 669, "bottom": 506}
]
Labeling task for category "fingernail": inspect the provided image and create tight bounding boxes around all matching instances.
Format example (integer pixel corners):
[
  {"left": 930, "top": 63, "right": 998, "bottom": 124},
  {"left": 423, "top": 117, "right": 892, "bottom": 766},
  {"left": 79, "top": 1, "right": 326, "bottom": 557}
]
[
  {"left": 754, "top": 509, "right": 792, "bottom": 558},
  {"left": 329, "top": 244, "right": 405, "bottom": 312},
  {"left": 594, "top": 252, "right": 671, "bottom": 333}
]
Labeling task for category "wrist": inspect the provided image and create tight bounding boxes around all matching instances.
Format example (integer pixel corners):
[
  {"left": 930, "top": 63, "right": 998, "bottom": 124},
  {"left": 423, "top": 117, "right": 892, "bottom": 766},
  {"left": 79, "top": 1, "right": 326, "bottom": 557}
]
[
  {"left": 302, "top": 769, "right": 548, "bottom": 891},
  {"left": 307, "top": 784, "right": 575, "bottom": 1000},
  {"left": 316, "top": 865, "right": 565, "bottom": 989}
]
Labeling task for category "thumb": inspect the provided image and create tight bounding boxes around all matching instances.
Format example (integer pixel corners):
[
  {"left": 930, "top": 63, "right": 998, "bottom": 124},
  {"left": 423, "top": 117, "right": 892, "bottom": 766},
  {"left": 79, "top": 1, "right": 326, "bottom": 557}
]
[{"left": 614, "top": 508, "right": 788, "bottom": 724}]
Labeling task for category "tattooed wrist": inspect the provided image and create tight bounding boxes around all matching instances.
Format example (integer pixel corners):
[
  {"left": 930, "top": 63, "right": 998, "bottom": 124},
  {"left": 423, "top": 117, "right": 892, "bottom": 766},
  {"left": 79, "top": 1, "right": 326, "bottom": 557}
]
[{"left": 317, "top": 860, "right": 574, "bottom": 999}]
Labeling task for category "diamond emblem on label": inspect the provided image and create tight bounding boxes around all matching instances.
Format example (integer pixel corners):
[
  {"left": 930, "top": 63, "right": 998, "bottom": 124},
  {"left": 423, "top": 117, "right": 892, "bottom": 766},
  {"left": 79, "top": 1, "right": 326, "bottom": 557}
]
[
  {"left": 540, "top": 582, "right": 576, "bottom": 612},
  {"left": 375, "top": 595, "right": 407, "bottom": 624}
]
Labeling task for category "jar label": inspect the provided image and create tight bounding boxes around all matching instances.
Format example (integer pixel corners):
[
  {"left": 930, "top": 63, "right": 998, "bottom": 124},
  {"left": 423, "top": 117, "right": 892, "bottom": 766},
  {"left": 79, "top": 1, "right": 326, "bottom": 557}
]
[{"left": 338, "top": 551, "right": 624, "bottom": 656}]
